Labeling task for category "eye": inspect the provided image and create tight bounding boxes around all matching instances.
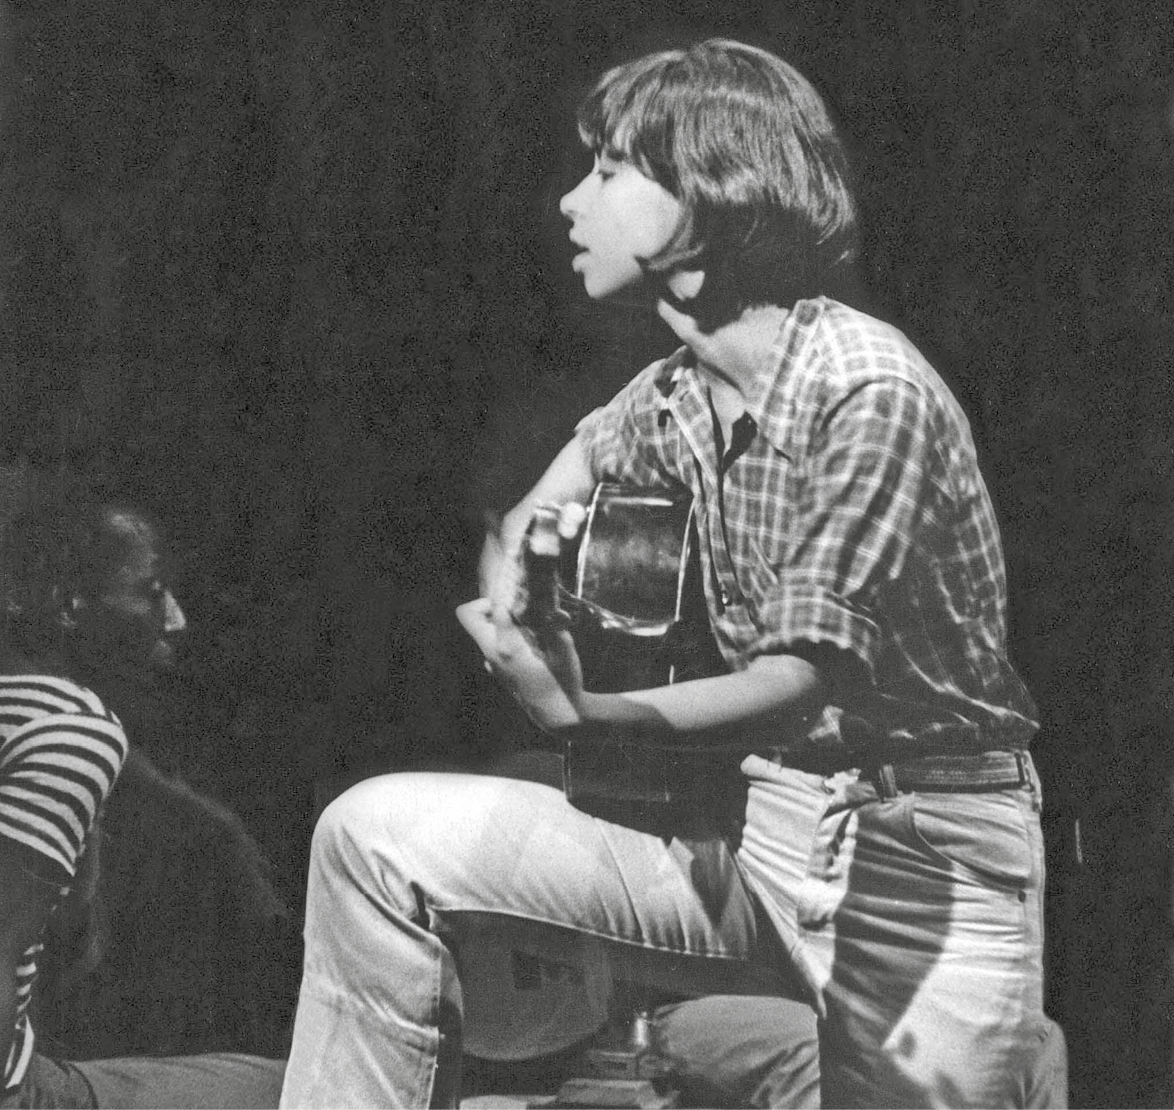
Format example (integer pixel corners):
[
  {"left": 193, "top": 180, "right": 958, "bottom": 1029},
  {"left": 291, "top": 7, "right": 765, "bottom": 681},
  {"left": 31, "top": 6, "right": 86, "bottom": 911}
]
[{"left": 594, "top": 154, "right": 621, "bottom": 183}]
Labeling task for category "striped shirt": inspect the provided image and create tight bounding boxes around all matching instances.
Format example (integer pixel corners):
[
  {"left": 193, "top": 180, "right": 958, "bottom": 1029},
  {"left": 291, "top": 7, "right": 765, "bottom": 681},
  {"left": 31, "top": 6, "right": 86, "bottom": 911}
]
[
  {"left": 578, "top": 297, "right": 1038, "bottom": 763},
  {"left": 0, "top": 674, "right": 128, "bottom": 1091}
]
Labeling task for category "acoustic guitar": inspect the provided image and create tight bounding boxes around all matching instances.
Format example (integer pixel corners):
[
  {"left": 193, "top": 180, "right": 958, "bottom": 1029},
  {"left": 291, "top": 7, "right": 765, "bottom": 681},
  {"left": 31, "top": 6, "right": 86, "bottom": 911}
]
[{"left": 513, "top": 483, "right": 739, "bottom": 831}]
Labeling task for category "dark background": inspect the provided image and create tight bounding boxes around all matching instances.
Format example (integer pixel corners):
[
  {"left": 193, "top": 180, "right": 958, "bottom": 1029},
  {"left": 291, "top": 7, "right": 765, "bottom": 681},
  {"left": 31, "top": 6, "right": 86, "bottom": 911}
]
[{"left": 0, "top": 0, "right": 1171, "bottom": 1104}]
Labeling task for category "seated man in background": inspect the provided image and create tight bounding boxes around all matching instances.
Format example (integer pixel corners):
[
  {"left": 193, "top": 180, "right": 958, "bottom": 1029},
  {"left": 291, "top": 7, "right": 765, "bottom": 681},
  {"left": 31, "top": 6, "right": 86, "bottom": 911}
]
[
  {"left": 35, "top": 747, "right": 299, "bottom": 1064},
  {"left": 0, "top": 486, "right": 286, "bottom": 1109}
]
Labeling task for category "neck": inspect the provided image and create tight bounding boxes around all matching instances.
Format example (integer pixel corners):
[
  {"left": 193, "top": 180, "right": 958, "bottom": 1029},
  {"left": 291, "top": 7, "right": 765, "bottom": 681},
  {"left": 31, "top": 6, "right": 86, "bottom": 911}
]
[
  {"left": 0, "top": 640, "right": 71, "bottom": 680},
  {"left": 655, "top": 297, "right": 790, "bottom": 407}
]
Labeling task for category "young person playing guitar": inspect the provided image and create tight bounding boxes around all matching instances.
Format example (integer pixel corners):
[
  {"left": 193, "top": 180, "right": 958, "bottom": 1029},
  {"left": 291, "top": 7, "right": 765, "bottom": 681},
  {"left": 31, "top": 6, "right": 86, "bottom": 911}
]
[{"left": 280, "top": 39, "right": 1067, "bottom": 1108}]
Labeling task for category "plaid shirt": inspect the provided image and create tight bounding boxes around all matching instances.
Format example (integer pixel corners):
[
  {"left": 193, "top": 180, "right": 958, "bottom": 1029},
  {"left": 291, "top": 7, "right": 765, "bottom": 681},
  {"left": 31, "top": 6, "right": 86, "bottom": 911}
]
[{"left": 578, "top": 297, "right": 1038, "bottom": 761}]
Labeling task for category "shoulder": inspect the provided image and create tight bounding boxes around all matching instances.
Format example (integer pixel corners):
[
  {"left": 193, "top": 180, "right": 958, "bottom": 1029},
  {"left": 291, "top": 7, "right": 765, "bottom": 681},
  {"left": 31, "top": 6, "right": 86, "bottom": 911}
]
[
  {"left": 800, "top": 300, "right": 933, "bottom": 391},
  {"left": 0, "top": 674, "right": 128, "bottom": 881},
  {"left": 0, "top": 673, "right": 128, "bottom": 771},
  {"left": 758, "top": 300, "right": 971, "bottom": 462},
  {"left": 797, "top": 300, "right": 966, "bottom": 430},
  {"left": 0, "top": 673, "right": 117, "bottom": 721}
]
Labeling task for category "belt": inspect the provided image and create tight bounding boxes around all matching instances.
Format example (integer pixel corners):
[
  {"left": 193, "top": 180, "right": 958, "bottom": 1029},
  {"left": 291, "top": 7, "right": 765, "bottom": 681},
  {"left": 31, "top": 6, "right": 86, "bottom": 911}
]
[{"left": 868, "top": 749, "right": 1031, "bottom": 798}]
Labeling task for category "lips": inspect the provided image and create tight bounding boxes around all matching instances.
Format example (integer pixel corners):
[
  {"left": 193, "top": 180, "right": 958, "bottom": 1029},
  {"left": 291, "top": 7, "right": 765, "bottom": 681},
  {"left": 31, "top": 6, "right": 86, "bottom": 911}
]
[{"left": 568, "top": 235, "right": 589, "bottom": 271}]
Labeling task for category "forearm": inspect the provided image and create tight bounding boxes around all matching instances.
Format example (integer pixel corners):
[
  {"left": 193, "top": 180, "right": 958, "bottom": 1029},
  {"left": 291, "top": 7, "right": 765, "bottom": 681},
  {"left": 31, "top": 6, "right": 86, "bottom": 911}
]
[
  {"left": 0, "top": 967, "right": 15, "bottom": 1082},
  {"left": 502, "top": 434, "right": 597, "bottom": 543},
  {"left": 576, "top": 652, "right": 826, "bottom": 749}
]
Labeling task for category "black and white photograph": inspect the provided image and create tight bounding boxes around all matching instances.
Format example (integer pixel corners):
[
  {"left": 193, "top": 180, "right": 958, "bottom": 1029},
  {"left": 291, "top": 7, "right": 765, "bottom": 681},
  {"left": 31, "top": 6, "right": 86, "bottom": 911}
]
[{"left": 0, "top": 1, "right": 1170, "bottom": 1107}]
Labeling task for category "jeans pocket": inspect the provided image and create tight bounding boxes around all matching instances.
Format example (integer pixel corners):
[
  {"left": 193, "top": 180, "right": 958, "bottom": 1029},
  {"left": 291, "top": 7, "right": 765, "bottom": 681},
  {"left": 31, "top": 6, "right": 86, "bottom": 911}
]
[{"left": 905, "top": 790, "right": 1034, "bottom": 891}]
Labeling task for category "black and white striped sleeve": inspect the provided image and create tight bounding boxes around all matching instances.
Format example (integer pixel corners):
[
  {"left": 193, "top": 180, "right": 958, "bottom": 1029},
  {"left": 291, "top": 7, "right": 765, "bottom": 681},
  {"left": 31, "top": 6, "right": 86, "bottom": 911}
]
[{"left": 0, "top": 691, "right": 128, "bottom": 885}]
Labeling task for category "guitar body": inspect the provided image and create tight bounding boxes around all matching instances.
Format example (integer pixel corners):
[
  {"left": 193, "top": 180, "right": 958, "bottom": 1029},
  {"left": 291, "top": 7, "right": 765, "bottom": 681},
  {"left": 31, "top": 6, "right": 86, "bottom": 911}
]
[{"left": 553, "top": 484, "right": 738, "bottom": 830}]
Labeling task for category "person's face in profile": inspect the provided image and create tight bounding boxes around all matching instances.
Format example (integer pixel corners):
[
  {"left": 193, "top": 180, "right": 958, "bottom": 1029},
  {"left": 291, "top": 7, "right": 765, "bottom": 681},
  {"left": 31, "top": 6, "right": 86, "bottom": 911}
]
[
  {"left": 559, "top": 152, "right": 684, "bottom": 302},
  {"left": 78, "top": 510, "right": 188, "bottom": 679}
]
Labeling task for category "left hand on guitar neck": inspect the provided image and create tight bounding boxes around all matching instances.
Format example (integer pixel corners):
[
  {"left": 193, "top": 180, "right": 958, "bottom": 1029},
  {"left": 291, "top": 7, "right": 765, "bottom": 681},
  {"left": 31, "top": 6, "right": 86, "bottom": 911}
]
[{"left": 459, "top": 500, "right": 590, "bottom": 736}]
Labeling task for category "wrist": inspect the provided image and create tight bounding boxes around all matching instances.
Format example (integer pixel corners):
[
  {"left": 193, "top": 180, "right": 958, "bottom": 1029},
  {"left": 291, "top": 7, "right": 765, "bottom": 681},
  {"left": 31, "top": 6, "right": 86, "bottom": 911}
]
[
  {"left": 575, "top": 690, "right": 607, "bottom": 723},
  {"left": 576, "top": 690, "right": 652, "bottom": 730}
]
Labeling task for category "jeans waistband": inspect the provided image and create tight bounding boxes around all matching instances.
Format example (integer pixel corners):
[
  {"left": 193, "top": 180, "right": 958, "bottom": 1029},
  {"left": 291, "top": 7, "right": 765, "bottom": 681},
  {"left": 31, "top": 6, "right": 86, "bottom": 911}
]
[
  {"left": 870, "top": 749, "right": 1031, "bottom": 798},
  {"left": 777, "top": 748, "right": 1032, "bottom": 797}
]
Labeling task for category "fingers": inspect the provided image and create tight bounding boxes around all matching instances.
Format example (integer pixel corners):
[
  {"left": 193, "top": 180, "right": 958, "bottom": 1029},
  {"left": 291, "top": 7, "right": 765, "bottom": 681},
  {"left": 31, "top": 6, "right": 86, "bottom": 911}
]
[
  {"left": 557, "top": 502, "right": 587, "bottom": 541},
  {"left": 457, "top": 596, "right": 528, "bottom": 663},
  {"left": 456, "top": 598, "right": 496, "bottom": 656}
]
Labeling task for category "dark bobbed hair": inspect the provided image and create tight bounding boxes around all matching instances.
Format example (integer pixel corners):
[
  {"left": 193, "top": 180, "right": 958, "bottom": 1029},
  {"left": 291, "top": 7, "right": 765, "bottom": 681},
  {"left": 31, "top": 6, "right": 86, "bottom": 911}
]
[
  {"left": 577, "top": 38, "right": 859, "bottom": 325},
  {"left": 0, "top": 490, "right": 159, "bottom": 662}
]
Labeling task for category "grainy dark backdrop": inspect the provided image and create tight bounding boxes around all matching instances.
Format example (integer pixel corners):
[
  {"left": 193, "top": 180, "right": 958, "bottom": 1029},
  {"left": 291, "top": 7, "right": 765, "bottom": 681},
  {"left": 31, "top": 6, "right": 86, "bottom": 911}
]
[{"left": 0, "top": 0, "right": 1171, "bottom": 1104}]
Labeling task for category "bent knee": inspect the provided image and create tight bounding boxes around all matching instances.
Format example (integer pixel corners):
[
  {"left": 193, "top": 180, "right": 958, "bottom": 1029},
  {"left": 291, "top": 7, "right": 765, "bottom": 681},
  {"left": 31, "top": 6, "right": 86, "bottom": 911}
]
[
  {"left": 314, "top": 773, "right": 421, "bottom": 851},
  {"left": 306, "top": 774, "right": 443, "bottom": 910},
  {"left": 311, "top": 772, "right": 491, "bottom": 868}
]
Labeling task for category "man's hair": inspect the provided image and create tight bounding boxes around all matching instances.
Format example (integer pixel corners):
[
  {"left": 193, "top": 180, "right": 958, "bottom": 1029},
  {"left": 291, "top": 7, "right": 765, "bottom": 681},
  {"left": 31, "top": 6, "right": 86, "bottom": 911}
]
[
  {"left": 0, "top": 489, "right": 156, "bottom": 659},
  {"left": 577, "top": 38, "right": 859, "bottom": 325}
]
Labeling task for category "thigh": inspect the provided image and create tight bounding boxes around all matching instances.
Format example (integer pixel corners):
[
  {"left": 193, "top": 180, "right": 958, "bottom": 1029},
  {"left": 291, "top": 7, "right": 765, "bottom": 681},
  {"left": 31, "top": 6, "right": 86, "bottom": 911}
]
[
  {"left": 74, "top": 1054, "right": 284, "bottom": 1110},
  {"left": 822, "top": 785, "right": 1052, "bottom": 1107},
  {"left": 319, "top": 771, "right": 766, "bottom": 969},
  {"left": 733, "top": 757, "right": 1057, "bottom": 1108},
  {"left": 2, "top": 1056, "right": 96, "bottom": 1109}
]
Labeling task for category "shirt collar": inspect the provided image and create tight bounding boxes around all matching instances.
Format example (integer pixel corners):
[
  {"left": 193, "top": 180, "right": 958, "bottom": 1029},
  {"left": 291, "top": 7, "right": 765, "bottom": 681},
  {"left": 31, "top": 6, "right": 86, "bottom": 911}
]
[
  {"left": 653, "top": 298, "right": 826, "bottom": 458},
  {"left": 746, "top": 298, "right": 823, "bottom": 455},
  {"left": 652, "top": 346, "right": 693, "bottom": 398}
]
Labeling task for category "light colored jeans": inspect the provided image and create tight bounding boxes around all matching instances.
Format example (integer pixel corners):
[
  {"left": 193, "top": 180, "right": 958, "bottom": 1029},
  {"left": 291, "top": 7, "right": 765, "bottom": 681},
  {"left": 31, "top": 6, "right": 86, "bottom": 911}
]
[
  {"left": 648, "top": 993, "right": 820, "bottom": 1108},
  {"left": 1, "top": 1052, "right": 284, "bottom": 1108},
  {"left": 279, "top": 751, "right": 1066, "bottom": 1108}
]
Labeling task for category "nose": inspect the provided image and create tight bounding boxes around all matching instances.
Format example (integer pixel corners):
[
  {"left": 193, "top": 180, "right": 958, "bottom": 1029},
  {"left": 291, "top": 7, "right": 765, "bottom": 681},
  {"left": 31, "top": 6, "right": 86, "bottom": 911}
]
[
  {"left": 559, "top": 172, "right": 589, "bottom": 221},
  {"left": 163, "top": 590, "right": 187, "bottom": 635}
]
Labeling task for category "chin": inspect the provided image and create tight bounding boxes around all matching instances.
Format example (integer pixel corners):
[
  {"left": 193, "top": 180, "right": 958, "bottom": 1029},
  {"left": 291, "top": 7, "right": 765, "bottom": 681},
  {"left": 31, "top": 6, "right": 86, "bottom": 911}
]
[
  {"left": 578, "top": 264, "right": 642, "bottom": 302},
  {"left": 584, "top": 279, "right": 635, "bottom": 302}
]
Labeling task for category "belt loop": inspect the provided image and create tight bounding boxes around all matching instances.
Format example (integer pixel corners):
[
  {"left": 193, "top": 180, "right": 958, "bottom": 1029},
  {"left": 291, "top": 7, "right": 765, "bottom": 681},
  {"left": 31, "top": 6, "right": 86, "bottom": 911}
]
[
  {"left": 1014, "top": 747, "right": 1033, "bottom": 794},
  {"left": 875, "top": 763, "right": 899, "bottom": 800},
  {"left": 1014, "top": 749, "right": 1031, "bottom": 789}
]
